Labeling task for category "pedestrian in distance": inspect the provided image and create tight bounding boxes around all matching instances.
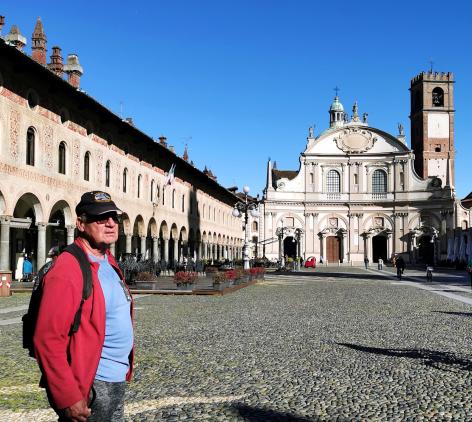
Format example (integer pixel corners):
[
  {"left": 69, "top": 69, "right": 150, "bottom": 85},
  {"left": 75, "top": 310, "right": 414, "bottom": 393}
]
[
  {"left": 33, "top": 191, "right": 134, "bottom": 422},
  {"left": 395, "top": 255, "right": 406, "bottom": 279},
  {"left": 378, "top": 258, "right": 384, "bottom": 270},
  {"left": 31, "top": 247, "right": 62, "bottom": 289},
  {"left": 22, "top": 254, "right": 33, "bottom": 282},
  {"left": 364, "top": 256, "right": 369, "bottom": 269}
]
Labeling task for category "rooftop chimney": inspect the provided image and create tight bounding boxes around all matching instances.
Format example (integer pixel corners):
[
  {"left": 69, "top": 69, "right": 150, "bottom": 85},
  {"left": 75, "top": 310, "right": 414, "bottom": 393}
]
[
  {"left": 48, "top": 46, "right": 63, "bottom": 77},
  {"left": 31, "top": 17, "right": 47, "bottom": 65},
  {"left": 5, "top": 25, "right": 26, "bottom": 51},
  {"left": 63, "top": 54, "right": 83, "bottom": 88},
  {"left": 124, "top": 117, "right": 134, "bottom": 126},
  {"left": 183, "top": 145, "right": 189, "bottom": 162},
  {"left": 0, "top": 16, "right": 5, "bottom": 36},
  {"left": 158, "top": 136, "right": 168, "bottom": 147}
]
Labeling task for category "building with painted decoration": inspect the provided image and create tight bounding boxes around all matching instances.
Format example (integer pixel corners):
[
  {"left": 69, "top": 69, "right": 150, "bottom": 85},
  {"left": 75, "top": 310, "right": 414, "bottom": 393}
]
[{"left": 0, "top": 16, "right": 245, "bottom": 277}]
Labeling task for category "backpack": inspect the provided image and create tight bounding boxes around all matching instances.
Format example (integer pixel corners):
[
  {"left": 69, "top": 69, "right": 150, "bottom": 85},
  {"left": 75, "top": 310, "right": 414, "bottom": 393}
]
[{"left": 22, "top": 243, "right": 93, "bottom": 358}]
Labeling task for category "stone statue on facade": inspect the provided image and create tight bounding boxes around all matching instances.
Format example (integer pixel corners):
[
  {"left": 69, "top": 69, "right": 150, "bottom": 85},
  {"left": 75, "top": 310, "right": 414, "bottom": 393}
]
[{"left": 398, "top": 123, "right": 404, "bottom": 136}]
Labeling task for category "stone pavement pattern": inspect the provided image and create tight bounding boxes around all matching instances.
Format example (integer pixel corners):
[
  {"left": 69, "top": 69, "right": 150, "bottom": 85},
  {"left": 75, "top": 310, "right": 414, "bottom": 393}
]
[{"left": 1, "top": 269, "right": 472, "bottom": 421}]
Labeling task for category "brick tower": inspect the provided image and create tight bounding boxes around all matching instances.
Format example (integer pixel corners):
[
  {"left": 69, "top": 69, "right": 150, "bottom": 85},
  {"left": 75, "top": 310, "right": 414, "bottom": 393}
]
[
  {"left": 31, "top": 17, "right": 47, "bottom": 65},
  {"left": 409, "top": 71, "right": 455, "bottom": 187}
]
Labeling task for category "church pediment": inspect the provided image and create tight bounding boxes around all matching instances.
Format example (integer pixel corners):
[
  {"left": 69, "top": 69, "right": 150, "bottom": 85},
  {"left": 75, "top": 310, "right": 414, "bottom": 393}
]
[
  {"left": 333, "top": 127, "right": 377, "bottom": 153},
  {"left": 304, "top": 125, "right": 410, "bottom": 155}
]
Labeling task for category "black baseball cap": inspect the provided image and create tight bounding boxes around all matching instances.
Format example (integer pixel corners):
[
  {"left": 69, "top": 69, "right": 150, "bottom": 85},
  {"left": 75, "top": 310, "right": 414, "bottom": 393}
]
[{"left": 75, "top": 191, "right": 123, "bottom": 217}]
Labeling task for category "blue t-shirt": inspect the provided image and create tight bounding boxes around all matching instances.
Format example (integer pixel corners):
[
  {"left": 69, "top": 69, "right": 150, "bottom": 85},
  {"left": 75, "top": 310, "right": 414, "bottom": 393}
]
[{"left": 89, "top": 254, "right": 133, "bottom": 382}]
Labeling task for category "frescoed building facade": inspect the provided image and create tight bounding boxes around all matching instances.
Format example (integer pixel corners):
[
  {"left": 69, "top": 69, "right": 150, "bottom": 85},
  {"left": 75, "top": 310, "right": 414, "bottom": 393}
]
[{"left": 0, "top": 16, "right": 244, "bottom": 276}]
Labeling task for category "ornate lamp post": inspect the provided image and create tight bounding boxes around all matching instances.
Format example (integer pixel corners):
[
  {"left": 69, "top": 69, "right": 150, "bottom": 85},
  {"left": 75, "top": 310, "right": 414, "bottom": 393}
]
[
  {"left": 430, "top": 227, "right": 439, "bottom": 265},
  {"left": 294, "top": 228, "right": 304, "bottom": 270},
  {"left": 232, "top": 186, "right": 260, "bottom": 270}
]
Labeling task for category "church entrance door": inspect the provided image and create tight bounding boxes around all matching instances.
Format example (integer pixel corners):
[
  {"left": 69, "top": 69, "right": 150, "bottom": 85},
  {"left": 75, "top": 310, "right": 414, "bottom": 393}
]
[
  {"left": 283, "top": 236, "right": 296, "bottom": 259},
  {"left": 326, "top": 236, "right": 340, "bottom": 263},
  {"left": 372, "top": 235, "right": 387, "bottom": 263},
  {"left": 418, "top": 235, "right": 434, "bottom": 264}
]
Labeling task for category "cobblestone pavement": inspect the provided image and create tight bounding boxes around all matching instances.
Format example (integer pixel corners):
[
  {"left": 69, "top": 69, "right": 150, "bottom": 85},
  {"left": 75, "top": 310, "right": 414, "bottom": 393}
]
[{"left": 1, "top": 269, "right": 472, "bottom": 421}]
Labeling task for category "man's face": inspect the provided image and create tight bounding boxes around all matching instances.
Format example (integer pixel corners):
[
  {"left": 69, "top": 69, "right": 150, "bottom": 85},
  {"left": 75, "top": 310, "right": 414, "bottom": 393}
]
[{"left": 76, "top": 212, "right": 119, "bottom": 247}]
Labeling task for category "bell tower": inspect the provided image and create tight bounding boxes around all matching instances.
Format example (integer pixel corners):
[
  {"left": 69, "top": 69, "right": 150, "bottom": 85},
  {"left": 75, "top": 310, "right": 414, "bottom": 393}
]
[{"left": 409, "top": 71, "right": 455, "bottom": 187}]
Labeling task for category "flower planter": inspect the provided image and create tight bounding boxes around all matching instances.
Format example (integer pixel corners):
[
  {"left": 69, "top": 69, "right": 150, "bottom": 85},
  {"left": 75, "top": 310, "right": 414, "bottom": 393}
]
[
  {"left": 213, "top": 282, "right": 225, "bottom": 291},
  {"left": 177, "top": 283, "right": 194, "bottom": 291}
]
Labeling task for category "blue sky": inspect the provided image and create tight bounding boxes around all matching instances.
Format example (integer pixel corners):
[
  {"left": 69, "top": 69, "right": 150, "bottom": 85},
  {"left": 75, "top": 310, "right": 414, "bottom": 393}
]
[{"left": 3, "top": 1, "right": 472, "bottom": 198}]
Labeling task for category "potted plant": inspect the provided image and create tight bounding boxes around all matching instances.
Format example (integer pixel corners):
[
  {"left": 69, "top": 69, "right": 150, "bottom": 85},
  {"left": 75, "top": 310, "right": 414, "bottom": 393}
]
[
  {"left": 173, "top": 271, "right": 197, "bottom": 290},
  {"left": 250, "top": 267, "right": 265, "bottom": 280},
  {"left": 234, "top": 268, "right": 245, "bottom": 284},
  {"left": 135, "top": 271, "right": 158, "bottom": 282},
  {"left": 225, "top": 269, "right": 236, "bottom": 285},
  {"left": 212, "top": 271, "right": 228, "bottom": 290}
]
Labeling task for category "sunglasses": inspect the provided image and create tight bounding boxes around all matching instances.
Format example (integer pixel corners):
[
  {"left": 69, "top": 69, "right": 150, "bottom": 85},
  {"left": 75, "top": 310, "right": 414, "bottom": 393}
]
[{"left": 82, "top": 213, "right": 120, "bottom": 225}]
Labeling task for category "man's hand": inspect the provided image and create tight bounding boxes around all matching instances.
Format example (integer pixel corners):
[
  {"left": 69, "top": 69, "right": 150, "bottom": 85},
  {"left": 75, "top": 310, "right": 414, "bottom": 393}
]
[{"left": 63, "top": 399, "right": 91, "bottom": 421}]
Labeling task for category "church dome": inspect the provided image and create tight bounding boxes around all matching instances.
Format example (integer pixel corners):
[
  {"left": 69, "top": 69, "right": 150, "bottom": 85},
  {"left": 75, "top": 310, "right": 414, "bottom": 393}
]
[{"left": 330, "top": 95, "right": 344, "bottom": 112}]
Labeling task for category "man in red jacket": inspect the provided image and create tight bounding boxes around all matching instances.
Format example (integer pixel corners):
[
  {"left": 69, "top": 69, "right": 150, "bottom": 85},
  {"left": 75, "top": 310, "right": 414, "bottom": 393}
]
[{"left": 34, "top": 191, "right": 134, "bottom": 421}]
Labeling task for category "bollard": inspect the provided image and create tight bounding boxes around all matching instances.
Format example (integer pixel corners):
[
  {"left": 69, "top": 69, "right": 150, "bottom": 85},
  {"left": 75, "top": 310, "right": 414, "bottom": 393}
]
[{"left": 0, "top": 271, "right": 12, "bottom": 297}]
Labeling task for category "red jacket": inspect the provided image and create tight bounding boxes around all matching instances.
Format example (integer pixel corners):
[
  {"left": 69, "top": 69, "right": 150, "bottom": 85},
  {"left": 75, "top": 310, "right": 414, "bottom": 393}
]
[{"left": 33, "top": 239, "right": 134, "bottom": 410}]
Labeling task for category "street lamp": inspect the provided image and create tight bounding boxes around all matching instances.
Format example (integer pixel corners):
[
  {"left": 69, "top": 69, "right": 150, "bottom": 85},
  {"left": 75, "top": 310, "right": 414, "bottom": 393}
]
[
  {"left": 294, "top": 228, "right": 303, "bottom": 270},
  {"left": 233, "top": 186, "right": 260, "bottom": 270}
]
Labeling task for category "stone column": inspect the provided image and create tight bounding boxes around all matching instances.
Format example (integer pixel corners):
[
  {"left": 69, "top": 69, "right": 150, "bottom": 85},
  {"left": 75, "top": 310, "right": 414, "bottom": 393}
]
[
  {"left": 174, "top": 239, "right": 179, "bottom": 262},
  {"left": 0, "top": 216, "right": 11, "bottom": 271},
  {"left": 388, "top": 164, "right": 394, "bottom": 193},
  {"left": 319, "top": 233, "right": 326, "bottom": 262},
  {"left": 140, "top": 236, "right": 147, "bottom": 258},
  {"left": 387, "top": 234, "right": 392, "bottom": 261},
  {"left": 348, "top": 214, "right": 355, "bottom": 255},
  {"left": 36, "top": 222, "right": 47, "bottom": 270},
  {"left": 152, "top": 237, "right": 159, "bottom": 262},
  {"left": 305, "top": 214, "right": 312, "bottom": 254},
  {"left": 163, "top": 237, "right": 169, "bottom": 262},
  {"left": 364, "top": 234, "right": 373, "bottom": 263},
  {"left": 125, "top": 234, "right": 132, "bottom": 254},
  {"left": 313, "top": 214, "right": 319, "bottom": 254},
  {"left": 368, "top": 235, "right": 373, "bottom": 262},
  {"left": 66, "top": 225, "right": 75, "bottom": 245},
  {"left": 196, "top": 241, "right": 201, "bottom": 261},
  {"left": 341, "top": 234, "right": 347, "bottom": 263}
]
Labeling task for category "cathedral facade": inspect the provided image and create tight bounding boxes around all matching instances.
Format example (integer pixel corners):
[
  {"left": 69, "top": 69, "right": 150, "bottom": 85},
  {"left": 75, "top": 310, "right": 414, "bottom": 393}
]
[{"left": 260, "top": 72, "right": 470, "bottom": 265}]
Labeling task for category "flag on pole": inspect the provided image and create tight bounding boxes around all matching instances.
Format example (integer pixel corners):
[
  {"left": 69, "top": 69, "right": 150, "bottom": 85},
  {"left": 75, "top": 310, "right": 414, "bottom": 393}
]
[{"left": 164, "top": 163, "right": 176, "bottom": 187}]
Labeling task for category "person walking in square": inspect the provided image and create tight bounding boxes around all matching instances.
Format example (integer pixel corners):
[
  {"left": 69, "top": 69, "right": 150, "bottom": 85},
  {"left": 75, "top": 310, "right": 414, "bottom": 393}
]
[
  {"left": 33, "top": 191, "right": 134, "bottom": 421},
  {"left": 378, "top": 258, "right": 384, "bottom": 270},
  {"left": 364, "top": 256, "right": 369, "bottom": 269}
]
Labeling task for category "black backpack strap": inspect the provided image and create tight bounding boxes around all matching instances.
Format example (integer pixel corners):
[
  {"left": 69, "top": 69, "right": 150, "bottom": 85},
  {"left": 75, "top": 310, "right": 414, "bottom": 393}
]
[{"left": 63, "top": 243, "right": 93, "bottom": 334}]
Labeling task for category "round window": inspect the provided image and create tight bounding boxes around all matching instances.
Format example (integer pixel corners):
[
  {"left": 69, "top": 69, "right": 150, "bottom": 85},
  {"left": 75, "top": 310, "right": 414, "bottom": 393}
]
[{"left": 27, "top": 90, "right": 39, "bottom": 109}]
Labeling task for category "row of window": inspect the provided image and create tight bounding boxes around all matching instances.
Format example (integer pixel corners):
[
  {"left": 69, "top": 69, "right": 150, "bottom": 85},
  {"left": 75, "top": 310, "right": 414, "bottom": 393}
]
[
  {"left": 324, "top": 169, "right": 388, "bottom": 193},
  {"left": 25, "top": 126, "right": 235, "bottom": 222}
]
